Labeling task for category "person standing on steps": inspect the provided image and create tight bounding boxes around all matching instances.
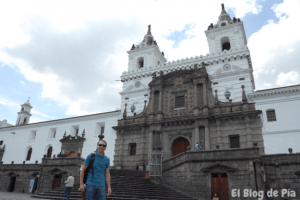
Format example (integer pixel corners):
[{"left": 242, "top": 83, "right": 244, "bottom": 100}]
[
  {"left": 80, "top": 139, "right": 112, "bottom": 200},
  {"left": 64, "top": 173, "right": 74, "bottom": 200}
]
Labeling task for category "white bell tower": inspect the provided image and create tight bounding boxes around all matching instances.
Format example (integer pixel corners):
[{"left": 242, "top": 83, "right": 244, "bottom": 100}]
[
  {"left": 16, "top": 98, "right": 32, "bottom": 125},
  {"left": 119, "top": 25, "right": 166, "bottom": 118},
  {"left": 205, "top": 3, "right": 248, "bottom": 54},
  {"left": 127, "top": 25, "right": 166, "bottom": 72}
]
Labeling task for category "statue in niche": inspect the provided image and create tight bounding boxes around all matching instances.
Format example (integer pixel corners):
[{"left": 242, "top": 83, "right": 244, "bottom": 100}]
[{"left": 176, "top": 76, "right": 181, "bottom": 85}]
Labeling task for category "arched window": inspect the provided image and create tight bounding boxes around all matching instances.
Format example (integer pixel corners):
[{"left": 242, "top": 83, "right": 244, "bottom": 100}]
[
  {"left": 137, "top": 57, "right": 144, "bottom": 69},
  {"left": 221, "top": 22, "right": 226, "bottom": 26},
  {"left": 47, "top": 147, "right": 52, "bottom": 158},
  {"left": 23, "top": 118, "right": 27, "bottom": 124},
  {"left": 21, "top": 108, "right": 24, "bottom": 111},
  {"left": 26, "top": 148, "right": 32, "bottom": 161},
  {"left": 221, "top": 36, "right": 231, "bottom": 51}
]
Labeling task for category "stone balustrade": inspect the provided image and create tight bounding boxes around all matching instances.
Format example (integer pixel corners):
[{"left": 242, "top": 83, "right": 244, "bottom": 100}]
[{"left": 162, "top": 147, "right": 260, "bottom": 172}]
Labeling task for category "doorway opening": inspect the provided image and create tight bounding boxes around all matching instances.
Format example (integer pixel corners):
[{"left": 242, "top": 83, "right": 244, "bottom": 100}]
[
  {"left": 52, "top": 174, "right": 62, "bottom": 189},
  {"left": 211, "top": 173, "right": 229, "bottom": 200},
  {"left": 8, "top": 177, "right": 17, "bottom": 192},
  {"left": 172, "top": 137, "right": 190, "bottom": 157}
]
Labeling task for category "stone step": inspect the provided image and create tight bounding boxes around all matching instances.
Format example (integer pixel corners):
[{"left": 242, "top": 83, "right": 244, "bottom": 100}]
[{"left": 32, "top": 193, "right": 195, "bottom": 200}]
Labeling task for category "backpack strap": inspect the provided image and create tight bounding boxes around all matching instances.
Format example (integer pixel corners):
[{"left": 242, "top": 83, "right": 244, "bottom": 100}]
[
  {"left": 90, "top": 153, "right": 95, "bottom": 182},
  {"left": 86, "top": 153, "right": 95, "bottom": 182}
]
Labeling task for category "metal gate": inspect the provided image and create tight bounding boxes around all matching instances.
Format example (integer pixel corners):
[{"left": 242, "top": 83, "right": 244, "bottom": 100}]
[{"left": 149, "top": 150, "right": 163, "bottom": 179}]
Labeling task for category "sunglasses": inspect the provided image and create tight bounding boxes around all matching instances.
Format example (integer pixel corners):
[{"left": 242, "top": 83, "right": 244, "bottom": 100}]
[{"left": 98, "top": 144, "right": 107, "bottom": 147}]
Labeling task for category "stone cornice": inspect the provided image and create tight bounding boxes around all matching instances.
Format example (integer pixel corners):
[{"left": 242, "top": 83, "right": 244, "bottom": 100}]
[
  {"left": 209, "top": 68, "right": 252, "bottom": 80},
  {"left": 0, "top": 111, "right": 120, "bottom": 132},
  {"left": 262, "top": 129, "right": 300, "bottom": 135},
  {"left": 121, "top": 48, "right": 250, "bottom": 80},
  {"left": 248, "top": 85, "right": 300, "bottom": 101}
]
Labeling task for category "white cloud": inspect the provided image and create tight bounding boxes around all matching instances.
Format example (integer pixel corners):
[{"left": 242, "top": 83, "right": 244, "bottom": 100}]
[
  {"left": 276, "top": 71, "right": 299, "bottom": 86},
  {"left": 30, "top": 117, "right": 46, "bottom": 123},
  {"left": 0, "top": 0, "right": 263, "bottom": 116},
  {"left": 263, "top": 83, "right": 272, "bottom": 87},
  {"left": 31, "top": 110, "right": 55, "bottom": 119},
  {"left": 20, "top": 81, "right": 25, "bottom": 85},
  {"left": 249, "top": 0, "right": 300, "bottom": 90}
]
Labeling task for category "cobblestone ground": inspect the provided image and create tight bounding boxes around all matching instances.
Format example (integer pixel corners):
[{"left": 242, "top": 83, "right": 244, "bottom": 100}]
[{"left": 0, "top": 192, "right": 49, "bottom": 200}]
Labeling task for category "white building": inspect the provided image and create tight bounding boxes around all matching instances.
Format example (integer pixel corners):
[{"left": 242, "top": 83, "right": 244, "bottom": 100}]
[
  {"left": 0, "top": 3, "right": 299, "bottom": 166},
  {"left": 0, "top": 102, "right": 120, "bottom": 166}
]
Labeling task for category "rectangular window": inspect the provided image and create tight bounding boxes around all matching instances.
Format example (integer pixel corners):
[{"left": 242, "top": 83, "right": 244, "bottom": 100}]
[
  {"left": 71, "top": 125, "right": 79, "bottom": 136},
  {"left": 266, "top": 110, "right": 276, "bottom": 122},
  {"left": 175, "top": 96, "right": 185, "bottom": 108},
  {"left": 48, "top": 128, "right": 56, "bottom": 140},
  {"left": 229, "top": 135, "right": 240, "bottom": 148},
  {"left": 29, "top": 130, "right": 37, "bottom": 142},
  {"left": 95, "top": 123, "right": 105, "bottom": 136},
  {"left": 130, "top": 144, "right": 136, "bottom": 156}
]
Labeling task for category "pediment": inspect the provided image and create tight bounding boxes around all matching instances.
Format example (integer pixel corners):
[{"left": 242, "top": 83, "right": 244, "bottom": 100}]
[
  {"left": 122, "top": 82, "right": 148, "bottom": 94},
  {"left": 201, "top": 162, "right": 237, "bottom": 172},
  {"left": 212, "top": 65, "right": 244, "bottom": 76},
  {"left": 7, "top": 172, "right": 19, "bottom": 177},
  {"left": 48, "top": 167, "right": 67, "bottom": 174}
]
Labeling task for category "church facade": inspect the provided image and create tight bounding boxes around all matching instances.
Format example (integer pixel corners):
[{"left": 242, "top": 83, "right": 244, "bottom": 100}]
[{"left": 0, "top": 3, "right": 300, "bottom": 200}]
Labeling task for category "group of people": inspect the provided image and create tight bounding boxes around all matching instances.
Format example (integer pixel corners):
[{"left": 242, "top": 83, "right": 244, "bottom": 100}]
[
  {"left": 62, "top": 140, "right": 111, "bottom": 200},
  {"left": 52, "top": 151, "right": 69, "bottom": 158}
]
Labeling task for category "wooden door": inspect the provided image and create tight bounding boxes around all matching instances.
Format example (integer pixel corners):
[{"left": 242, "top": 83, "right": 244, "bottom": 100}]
[
  {"left": 172, "top": 138, "right": 190, "bottom": 156},
  {"left": 211, "top": 174, "right": 229, "bottom": 200},
  {"left": 52, "top": 175, "right": 62, "bottom": 189},
  {"left": 68, "top": 151, "right": 76, "bottom": 157}
]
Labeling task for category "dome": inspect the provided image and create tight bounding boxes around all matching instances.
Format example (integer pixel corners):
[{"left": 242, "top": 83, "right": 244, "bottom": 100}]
[{"left": 24, "top": 100, "right": 31, "bottom": 106}]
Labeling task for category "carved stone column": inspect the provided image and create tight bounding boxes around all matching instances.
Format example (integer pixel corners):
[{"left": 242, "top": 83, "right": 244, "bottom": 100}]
[
  {"left": 203, "top": 83, "right": 209, "bottom": 115},
  {"left": 205, "top": 126, "right": 210, "bottom": 150},
  {"left": 148, "top": 130, "right": 153, "bottom": 162},
  {"left": 245, "top": 116, "right": 252, "bottom": 147},
  {"left": 216, "top": 119, "right": 222, "bottom": 149},
  {"left": 203, "top": 83, "right": 207, "bottom": 107},
  {"left": 158, "top": 90, "right": 163, "bottom": 113},
  {"left": 151, "top": 91, "right": 155, "bottom": 114},
  {"left": 193, "top": 82, "right": 199, "bottom": 116}
]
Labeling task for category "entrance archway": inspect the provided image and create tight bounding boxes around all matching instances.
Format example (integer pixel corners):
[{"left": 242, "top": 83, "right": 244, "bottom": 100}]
[
  {"left": 172, "top": 137, "right": 190, "bottom": 156},
  {"left": 8, "top": 177, "right": 17, "bottom": 192},
  {"left": 52, "top": 174, "right": 62, "bottom": 189}
]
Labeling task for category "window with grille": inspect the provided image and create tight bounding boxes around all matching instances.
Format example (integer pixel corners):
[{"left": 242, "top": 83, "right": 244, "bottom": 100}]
[
  {"left": 266, "top": 110, "right": 276, "bottom": 122},
  {"left": 229, "top": 135, "right": 240, "bottom": 148},
  {"left": 49, "top": 128, "right": 56, "bottom": 139},
  {"left": 29, "top": 131, "right": 37, "bottom": 141},
  {"left": 130, "top": 144, "right": 136, "bottom": 156},
  {"left": 95, "top": 123, "right": 105, "bottom": 136},
  {"left": 175, "top": 96, "right": 185, "bottom": 108}
]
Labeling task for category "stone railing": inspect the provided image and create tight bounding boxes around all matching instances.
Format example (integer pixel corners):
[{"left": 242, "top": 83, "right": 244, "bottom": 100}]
[
  {"left": 0, "top": 163, "right": 41, "bottom": 171},
  {"left": 162, "top": 148, "right": 260, "bottom": 172},
  {"left": 121, "top": 47, "right": 250, "bottom": 79},
  {"left": 42, "top": 157, "right": 85, "bottom": 166}
]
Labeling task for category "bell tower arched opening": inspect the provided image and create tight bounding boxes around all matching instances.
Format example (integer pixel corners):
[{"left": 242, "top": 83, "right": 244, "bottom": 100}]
[
  {"left": 137, "top": 57, "right": 144, "bottom": 69},
  {"left": 221, "top": 36, "right": 231, "bottom": 51}
]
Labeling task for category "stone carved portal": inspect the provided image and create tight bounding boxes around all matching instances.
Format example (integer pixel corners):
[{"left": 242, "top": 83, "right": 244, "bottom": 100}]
[
  {"left": 52, "top": 174, "right": 62, "bottom": 189},
  {"left": 172, "top": 138, "right": 190, "bottom": 156},
  {"left": 211, "top": 173, "right": 229, "bottom": 200}
]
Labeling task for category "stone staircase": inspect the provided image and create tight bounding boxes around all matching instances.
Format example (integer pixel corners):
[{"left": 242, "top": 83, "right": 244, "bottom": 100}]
[{"left": 31, "top": 169, "right": 196, "bottom": 200}]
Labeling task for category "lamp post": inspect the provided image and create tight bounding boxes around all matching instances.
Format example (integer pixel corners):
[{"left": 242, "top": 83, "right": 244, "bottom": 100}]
[{"left": 130, "top": 104, "right": 136, "bottom": 114}]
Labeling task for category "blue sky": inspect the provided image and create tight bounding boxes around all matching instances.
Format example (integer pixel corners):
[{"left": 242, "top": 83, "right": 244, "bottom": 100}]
[{"left": 1, "top": 0, "right": 299, "bottom": 125}]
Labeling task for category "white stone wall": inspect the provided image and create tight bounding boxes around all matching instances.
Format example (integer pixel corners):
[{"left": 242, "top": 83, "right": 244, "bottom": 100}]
[
  {"left": 248, "top": 86, "right": 300, "bottom": 154},
  {"left": 0, "top": 111, "right": 120, "bottom": 166}
]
